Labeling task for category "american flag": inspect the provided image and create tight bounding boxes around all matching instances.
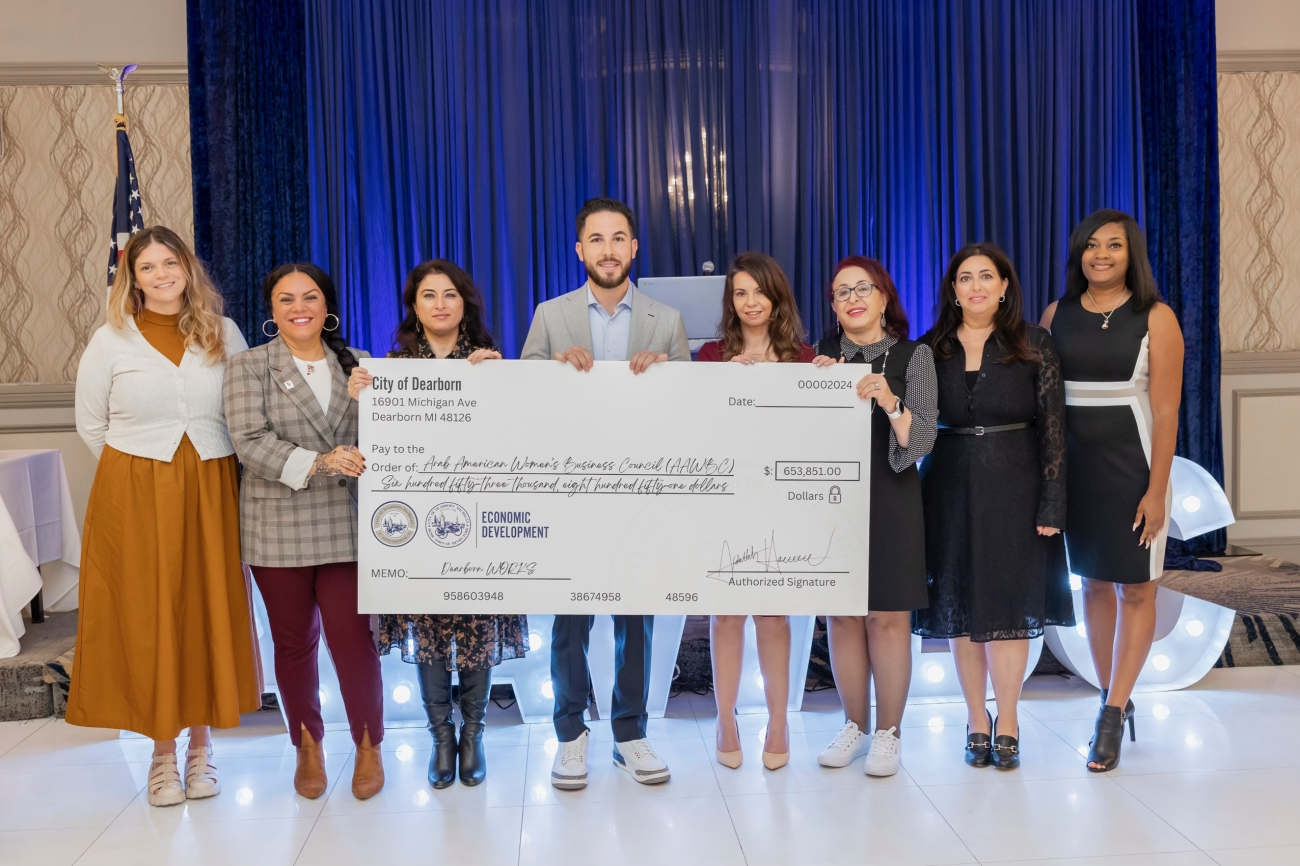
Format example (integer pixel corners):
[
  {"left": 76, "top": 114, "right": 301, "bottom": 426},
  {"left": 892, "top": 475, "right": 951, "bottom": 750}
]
[{"left": 106, "top": 115, "right": 144, "bottom": 288}]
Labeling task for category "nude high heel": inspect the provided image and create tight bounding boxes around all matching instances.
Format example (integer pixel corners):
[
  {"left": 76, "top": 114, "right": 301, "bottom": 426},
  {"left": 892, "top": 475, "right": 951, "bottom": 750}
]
[
  {"left": 715, "top": 718, "right": 743, "bottom": 769},
  {"left": 351, "top": 726, "right": 385, "bottom": 799},
  {"left": 762, "top": 727, "right": 790, "bottom": 771},
  {"left": 294, "top": 726, "right": 328, "bottom": 799}
]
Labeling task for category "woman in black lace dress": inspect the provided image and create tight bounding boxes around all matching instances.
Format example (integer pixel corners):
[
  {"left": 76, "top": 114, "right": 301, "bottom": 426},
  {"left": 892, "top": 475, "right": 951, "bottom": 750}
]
[
  {"left": 913, "top": 243, "right": 1072, "bottom": 769},
  {"left": 348, "top": 260, "right": 528, "bottom": 790}
]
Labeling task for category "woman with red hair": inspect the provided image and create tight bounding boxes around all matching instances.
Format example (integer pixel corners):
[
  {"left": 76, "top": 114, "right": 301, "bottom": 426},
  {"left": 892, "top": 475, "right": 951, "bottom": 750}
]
[{"left": 811, "top": 256, "right": 937, "bottom": 777}]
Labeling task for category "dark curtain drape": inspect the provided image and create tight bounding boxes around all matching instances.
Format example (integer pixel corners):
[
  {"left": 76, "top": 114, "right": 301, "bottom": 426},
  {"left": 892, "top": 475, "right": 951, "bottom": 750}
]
[
  {"left": 305, "top": 0, "right": 1144, "bottom": 358},
  {"left": 1137, "top": 0, "right": 1224, "bottom": 554},
  {"left": 189, "top": 0, "right": 311, "bottom": 342}
]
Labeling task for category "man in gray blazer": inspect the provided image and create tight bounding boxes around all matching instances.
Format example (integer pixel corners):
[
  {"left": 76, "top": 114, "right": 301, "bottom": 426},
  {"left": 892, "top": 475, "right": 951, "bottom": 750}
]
[{"left": 522, "top": 197, "right": 688, "bottom": 790}]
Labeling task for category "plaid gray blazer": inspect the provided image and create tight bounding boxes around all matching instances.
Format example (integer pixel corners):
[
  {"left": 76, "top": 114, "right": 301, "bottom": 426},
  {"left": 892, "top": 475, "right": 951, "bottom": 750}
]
[{"left": 224, "top": 337, "right": 371, "bottom": 567}]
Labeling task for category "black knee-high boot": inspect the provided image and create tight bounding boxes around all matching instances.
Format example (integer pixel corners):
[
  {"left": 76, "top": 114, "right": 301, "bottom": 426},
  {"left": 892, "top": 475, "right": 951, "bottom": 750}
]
[
  {"left": 418, "top": 663, "right": 457, "bottom": 789},
  {"left": 457, "top": 667, "right": 490, "bottom": 786}
]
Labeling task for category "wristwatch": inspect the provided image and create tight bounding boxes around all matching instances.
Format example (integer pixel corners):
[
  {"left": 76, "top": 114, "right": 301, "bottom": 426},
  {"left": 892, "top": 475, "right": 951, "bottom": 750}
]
[{"left": 885, "top": 397, "right": 904, "bottom": 419}]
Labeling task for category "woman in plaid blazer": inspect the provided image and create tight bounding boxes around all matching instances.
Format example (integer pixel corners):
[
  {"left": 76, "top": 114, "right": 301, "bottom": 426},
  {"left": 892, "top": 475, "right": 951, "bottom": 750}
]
[{"left": 224, "top": 263, "right": 384, "bottom": 801}]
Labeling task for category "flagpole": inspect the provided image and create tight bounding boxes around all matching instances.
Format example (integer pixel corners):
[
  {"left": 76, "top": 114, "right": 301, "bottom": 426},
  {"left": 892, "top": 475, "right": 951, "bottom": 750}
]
[
  {"left": 98, "top": 64, "right": 139, "bottom": 127},
  {"left": 100, "top": 64, "right": 144, "bottom": 298}
]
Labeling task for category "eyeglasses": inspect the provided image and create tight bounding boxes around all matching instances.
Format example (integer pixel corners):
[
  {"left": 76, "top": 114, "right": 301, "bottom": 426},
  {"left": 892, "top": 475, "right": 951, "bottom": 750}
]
[{"left": 832, "top": 282, "right": 876, "bottom": 303}]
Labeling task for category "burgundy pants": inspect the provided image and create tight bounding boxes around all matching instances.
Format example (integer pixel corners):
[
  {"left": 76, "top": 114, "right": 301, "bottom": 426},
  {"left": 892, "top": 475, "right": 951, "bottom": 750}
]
[{"left": 251, "top": 561, "right": 384, "bottom": 746}]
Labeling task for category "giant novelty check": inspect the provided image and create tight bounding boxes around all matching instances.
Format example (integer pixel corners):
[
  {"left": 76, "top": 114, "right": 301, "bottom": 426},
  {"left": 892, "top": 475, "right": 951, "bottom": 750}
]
[{"left": 357, "top": 359, "right": 871, "bottom": 615}]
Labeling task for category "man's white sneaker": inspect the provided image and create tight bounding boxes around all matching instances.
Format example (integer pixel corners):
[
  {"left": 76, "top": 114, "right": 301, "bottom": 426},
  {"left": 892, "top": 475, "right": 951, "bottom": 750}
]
[
  {"left": 818, "top": 721, "right": 870, "bottom": 768},
  {"left": 863, "top": 726, "right": 902, "bottom": 776},
  {"left": 550, "top": 730, "right": 589, "bottom": 789},
  {"left": 613, "top": 738, "right": 670, "bottom": 784}
]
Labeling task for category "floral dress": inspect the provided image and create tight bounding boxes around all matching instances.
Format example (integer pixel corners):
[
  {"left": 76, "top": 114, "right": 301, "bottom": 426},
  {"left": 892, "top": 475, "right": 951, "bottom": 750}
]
[{"left": 377, "top": 334, "right": 529, "bottom": 671}]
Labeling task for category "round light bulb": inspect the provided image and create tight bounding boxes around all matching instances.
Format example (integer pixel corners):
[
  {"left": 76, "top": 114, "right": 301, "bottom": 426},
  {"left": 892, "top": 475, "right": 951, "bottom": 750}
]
[
  {"left": 754, "top": 673, "right": 765, "bottom": 690},
  {"left": 1182, "top": 495, "right": 1202, "bottom": 513},
  {"left": 236, "top": 787, "right": 254, "bottom": 805},
  {"left": 529, "top": 632, "right": 543, "bottom": 651},
  {"left": 543, "top": 738, "right": 559, "bottom": 756},
  {"left": 924, "top": 663, "right": 945, "bottom": 683},
  {"left": 1185, "top": 620, "right": 1204, "bottom": 637},
  {"left": 413, "top": 789, "right": 430, "bottom": 806},
  {"left": 1153, "top": 704, "right": 1170, "bottom": 719},
  {"left": 541, "top": 679, "right": 554, "bottom": 699},
  {"left": 1069, "top": 574, "right": 1083, "bottom": 591},
  {"left": 392, "top": 685, "right": 411, "bottom": 704},
  {"left": 318, "top": 689, "right": 328, "bottom": 704},
  {"left": 395, "top": 744, "right": 414, "bottom": 762},
  {"left": 927, "top": 717, "right": 945, "bottom": 732},
  {"left": 1076, "top": 623, "right": 1087, "bottom": 637},
  {"left": 1152, "top": 654, "right": 1171, "bottom": 671}
]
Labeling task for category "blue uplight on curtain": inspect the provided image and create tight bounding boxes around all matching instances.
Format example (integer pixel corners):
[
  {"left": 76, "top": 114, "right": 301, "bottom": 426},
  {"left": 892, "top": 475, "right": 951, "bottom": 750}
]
[
  {"left": 305, "top": 0, "right": 1145, "bottom": 358},
  {"left": 1137, "top": 0, "right": 1223, "bottom": 554},
  {"left": 189, "top": 0, "right": 311, "bottom": 342}
]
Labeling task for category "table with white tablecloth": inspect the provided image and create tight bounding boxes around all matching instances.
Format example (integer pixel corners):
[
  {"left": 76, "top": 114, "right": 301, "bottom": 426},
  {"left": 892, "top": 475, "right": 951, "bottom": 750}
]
[{"left": 0, "top": 450, "right": 81, "bottom": 658}]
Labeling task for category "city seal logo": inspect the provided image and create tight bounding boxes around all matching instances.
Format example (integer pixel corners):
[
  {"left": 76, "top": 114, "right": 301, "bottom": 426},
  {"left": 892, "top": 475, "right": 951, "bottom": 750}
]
[
  {"left": 426, "top": 502, "right": 472, "bottom": 548},
  {"left": 371, "top": 501, "right": 417, "bottom": 548}
]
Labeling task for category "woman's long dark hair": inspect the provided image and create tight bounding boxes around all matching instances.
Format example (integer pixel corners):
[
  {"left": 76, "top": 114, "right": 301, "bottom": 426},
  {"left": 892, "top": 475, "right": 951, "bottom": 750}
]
[
  {"left": 718, "top": 251, "right": 807, "bottom": 363},
  {"left": 928, "top": 242, "right": 1038, "bottom": 364},
  {"left": 1064, "top": 209, "right": 1161, "bottom": 311},
  {"left": 827, "top": 255, "right": 909, "bottom": 341},
  {"left": 261, "top": 263, "right": 359, "bottom": 375},
  {"left": 393, "top": 260, "right": 496, "bottom": 355}
]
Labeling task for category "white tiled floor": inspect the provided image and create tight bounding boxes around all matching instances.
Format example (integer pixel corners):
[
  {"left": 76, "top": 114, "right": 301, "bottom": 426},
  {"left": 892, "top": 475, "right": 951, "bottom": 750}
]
[{"left": 2, "top": 668, "right": 1299, "bottom": 866}]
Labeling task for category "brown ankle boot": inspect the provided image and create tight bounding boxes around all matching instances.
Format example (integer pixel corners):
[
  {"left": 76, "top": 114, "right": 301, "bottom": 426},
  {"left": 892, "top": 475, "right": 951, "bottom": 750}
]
[
  {"left": 351, "top": 726, "right": 385, "bottom": 799},
  {"left": 294, "top": 726, "right": 328, "bottom": 799}
]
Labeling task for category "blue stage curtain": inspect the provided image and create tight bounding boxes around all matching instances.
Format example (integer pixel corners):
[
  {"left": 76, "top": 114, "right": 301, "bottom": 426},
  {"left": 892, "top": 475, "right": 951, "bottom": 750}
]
[
  {"left": 189, "top": 0, "right": 311, "bottom": 342},
  {"left": 305, "top": 0, "right": 1144, "bottom": 357},
  {"left": 1137, "top": 0, "right": 1224, "bottom": 554}
]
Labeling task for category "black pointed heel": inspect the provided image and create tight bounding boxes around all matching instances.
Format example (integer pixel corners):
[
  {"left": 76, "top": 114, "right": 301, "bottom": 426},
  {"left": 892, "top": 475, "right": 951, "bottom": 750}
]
[
  {"left": 965, "top": 709, "right": 993, "bottom": 767},
  {"left": 1087, "top": 704, "right": 1126, "bottom": 772},
  {"left": 991, "top": 714, "right": 1020, "bottom": 770}
]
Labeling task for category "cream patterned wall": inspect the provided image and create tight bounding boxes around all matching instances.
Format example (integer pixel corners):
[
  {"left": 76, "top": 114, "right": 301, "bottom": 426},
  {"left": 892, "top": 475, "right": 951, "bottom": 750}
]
[
  {"left": 0, "top": 83, "right": 192, "bottom": 384},
  {"left": 1219, "top": 71, "right": 1300, "bottom": 354}
]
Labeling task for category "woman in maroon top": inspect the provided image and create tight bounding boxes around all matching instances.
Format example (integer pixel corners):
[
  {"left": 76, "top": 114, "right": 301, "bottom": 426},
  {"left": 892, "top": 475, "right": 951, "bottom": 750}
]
[{"left": 698, "top": 252, "right": 813, "bottom": 772}]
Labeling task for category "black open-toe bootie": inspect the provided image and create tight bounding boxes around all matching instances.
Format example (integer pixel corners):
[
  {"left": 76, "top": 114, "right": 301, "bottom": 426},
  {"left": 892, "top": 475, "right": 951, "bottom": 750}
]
[
  {"left": 965, "top": 709, "right": 993, "bottom": 767},
  {"left": 1087, "top": 704, "right": 1128, "bottom": 772},
  {"left": 418, "top": 663, "right": 458, "bottom": 789},
  {"left": 457, "top": 667, "right": 490, "bottom": 787},
  {"left": 1099, "top": 689, "right": 1137, "bottom": 741},
  {"left": 990, "top": 715, "right": 1020, "bottom": 770}
]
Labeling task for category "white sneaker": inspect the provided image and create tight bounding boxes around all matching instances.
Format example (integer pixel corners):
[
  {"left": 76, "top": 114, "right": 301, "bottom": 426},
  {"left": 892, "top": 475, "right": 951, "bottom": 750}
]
[
  {"left": 550, "top": 730, "right": 589, "bottom": 789},
  {"left": 864, "top": 726, "right": 902, "bottom": 776},
  {"left": 818, "top": 721, "right": 870, "bottom": 768},
  {"left": 613, "top": 738, "right": 670, "bottom": 784}
]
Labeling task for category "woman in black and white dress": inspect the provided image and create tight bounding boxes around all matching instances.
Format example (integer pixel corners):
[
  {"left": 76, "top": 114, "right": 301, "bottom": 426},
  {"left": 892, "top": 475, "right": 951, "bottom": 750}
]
[
  {"left": 810, "top": 255, "right": 938, "bottom": 777},
  {"left": 1041, "top": 209, "right": 1184, "bottom": 772}
]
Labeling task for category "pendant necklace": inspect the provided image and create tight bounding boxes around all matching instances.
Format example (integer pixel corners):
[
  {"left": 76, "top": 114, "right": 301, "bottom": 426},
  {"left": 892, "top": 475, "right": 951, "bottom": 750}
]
[{"left": 1086, "top": 288, "right": 1128, "bottom": 330}]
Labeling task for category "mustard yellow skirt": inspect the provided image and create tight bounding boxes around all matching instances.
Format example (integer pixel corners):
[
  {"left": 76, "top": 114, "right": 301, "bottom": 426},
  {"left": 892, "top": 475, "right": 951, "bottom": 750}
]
[{"left": 67, "top": 436, "right": 262, "bottom": 739}]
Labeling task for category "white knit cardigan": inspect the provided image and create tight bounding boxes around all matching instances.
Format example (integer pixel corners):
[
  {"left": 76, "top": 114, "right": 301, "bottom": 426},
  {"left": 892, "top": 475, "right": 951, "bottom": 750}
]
[{"left": 75, "top": 316, "right": 249, "bottom": 462}]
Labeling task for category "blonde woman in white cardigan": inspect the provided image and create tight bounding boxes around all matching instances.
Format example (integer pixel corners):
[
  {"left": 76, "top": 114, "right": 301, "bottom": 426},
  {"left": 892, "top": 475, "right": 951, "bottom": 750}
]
[{"left": 71, "top": 226, "right": 261, "bottom": 806}]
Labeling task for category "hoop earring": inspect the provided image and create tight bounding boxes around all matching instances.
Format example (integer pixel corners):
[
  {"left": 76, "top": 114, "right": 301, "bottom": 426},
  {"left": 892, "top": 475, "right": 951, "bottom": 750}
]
[
  {"left": 262, "top": 319, "right": 279, "bottom": 338},
  {"left": 324, "top": 314, "right": 340, "bottom": 332},
  {"left": 1000, "top": 295, "right": 1007, "bottom": 303},
  {"left": 955, "top": 299, "right": 961, "bottom": 307}
]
